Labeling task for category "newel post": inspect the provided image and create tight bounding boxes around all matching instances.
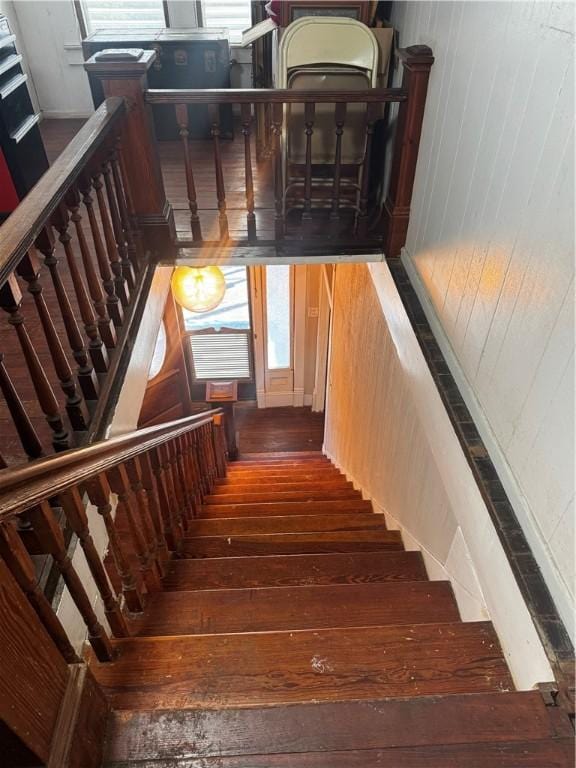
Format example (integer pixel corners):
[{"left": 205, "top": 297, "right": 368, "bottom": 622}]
[
  {"left": 380, "top": 45, "right": 434, "bottom": 258},
  {"left": 84, "top": 50, "right": 175, "bottom": 253}
]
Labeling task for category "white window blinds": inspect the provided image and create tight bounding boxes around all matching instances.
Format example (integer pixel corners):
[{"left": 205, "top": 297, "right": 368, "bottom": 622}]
[
  {"left": 201, "top": 0, "right": 252, "bottom": 43},
  {"left": 81, "top": 0, "right": 165, "bottom": 32}
]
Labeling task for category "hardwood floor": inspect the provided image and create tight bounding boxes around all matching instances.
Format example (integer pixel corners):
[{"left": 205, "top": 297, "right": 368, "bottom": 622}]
[
  {"left": 235, "top": 403, "right": 325, "bottom": 453},
  {"left": 89, "top": 451, "right": 572, "bottom": 766}
]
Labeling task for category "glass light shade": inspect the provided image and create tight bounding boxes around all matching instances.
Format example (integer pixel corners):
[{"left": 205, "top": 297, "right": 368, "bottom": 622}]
[{"left": 171, "top": 266, "right": 226, "bottom": 313}]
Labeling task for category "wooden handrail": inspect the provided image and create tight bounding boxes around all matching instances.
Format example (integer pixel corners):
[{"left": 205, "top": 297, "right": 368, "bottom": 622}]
[
  {"left": 0, "top": 408, "right": 222, "bottom": 520},
  {"left": 0, "top": 97, "right": 125, "bottom": 286},
  {"left": 146, "top": 87, "right": 408, "bottom": 105}
]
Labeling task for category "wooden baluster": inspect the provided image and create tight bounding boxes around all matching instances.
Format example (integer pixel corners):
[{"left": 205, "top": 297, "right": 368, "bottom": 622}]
[
  {"left": 170, "top": 437, "right": 193, "bottom": 527},
  {"left": 0, "top": 354, "right": 43, "bottom": 459},
  {"left": 272, "top": 102, "right": 285, "bottom": 240},
  {"left": 110, "top": 146, "right": 140, "bottom": 274},
  {"left": 79, "top": 175, "right": 124, "bottom": 328},
  {"left": 106, "top": 464, "right": 162, "bottom": 592},
  {"left": 0, "top": 275, "right": 69, "bottom": 452},
  {"left": 193, "top": 428, "right": 210, "bottom": 497},
  {"left": 66, "top": 187, "right": 117, "bottom": 349},
  {"left": 209, "top": 104, "right": 229, "bottom": 241},
  {"left": 159, "top": 441, "right": 187, "bottom": 535},
  {"left": 27, "top": 500, "right": 115, "bottom": 662},
  {"left": 212, "top": 414, "right": 227, "bottom": 478},
  {"left": 59, "top": 486, "right": 129, "bottom": 637},
  {"left": 92, "top": 169, "right": 130, "bottom": 307},
  {"left": 357, "top": 102, "right": 379, "bottom": 238},
  {"left": 84, "top": 473, "right": 145, "bottom": 613},
  {"left": 35, "top": 227, "right": 99, "bottom": 402},
  {"left": 302, "top": 101, "right": 315, "bottom": 235},
  {"left": 241, "top": 103, "right": 256, "bottom": 241},
  {"left": 138, "top": 452, "right": 171, "bottom": 557},
  {"left": 125, "top": 456, "right": 168, "bottom": 571},
  {"left": 182, "top": 431, "right": 201, "bottom": 516},
  {"left": 149, "top": 446, "right": 181, "bottom": 552},
  {"left": 102, "top": 159, "right": 135, "bottom": 290},
  {"left": 0, "top": 518, "right": 79, "bottom": 662},
  {"left": 51, "top": 206, "right": 109, "bottom": 374},
  {"left": 16, "top": 251, "right": 89, "bottom": 433},
  {"left": 330, "top": 102, "right": 347, "bottom": 234},
  {"left": 175, "top": 104, "right": 202, "bottom": 241}
]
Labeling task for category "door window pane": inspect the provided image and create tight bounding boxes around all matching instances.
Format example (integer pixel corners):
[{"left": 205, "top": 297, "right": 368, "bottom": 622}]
[
  {"left": 181, "top": 266, "right": 250, "bottom": 332},
  {"left": 266, "top": 265, "right": 291, "bottom": 369}
]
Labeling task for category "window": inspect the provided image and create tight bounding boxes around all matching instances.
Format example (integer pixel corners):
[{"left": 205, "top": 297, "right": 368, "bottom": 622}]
[
  {"left": 80, "top": 0, "right": 166, "bottom": 33},
  {"left": 201, "top": 0, "right": 252, "bottom": 44},
  {"left": 148, "top": 320, "right": 167, "bottom": 380},
  {"left": 181, "top": 266, "right": 253, "bottom": 381},
  {"left": 265, "top": 264, "right": 292, "bottom": 369}
]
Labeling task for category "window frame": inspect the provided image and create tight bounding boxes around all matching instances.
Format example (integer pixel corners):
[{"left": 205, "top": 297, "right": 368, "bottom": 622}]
[{"left": 75, "top": 0, "right": 170, "bottom": 37}]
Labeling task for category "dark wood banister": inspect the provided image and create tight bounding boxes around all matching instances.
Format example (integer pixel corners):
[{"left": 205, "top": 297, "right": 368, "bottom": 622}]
[
  {"left": 0, "top": 98, "right": 125, "bottom": 286},
  {"left": 146, "top": 87, "right": 408, "bottom": 105},
  {"left": 0, "top": 408, "right": 223, "bottom": 519}
]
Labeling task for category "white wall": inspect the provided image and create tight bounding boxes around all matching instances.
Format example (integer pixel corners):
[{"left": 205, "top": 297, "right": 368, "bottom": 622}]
[
  {"left": 0, "top": 0, "right": 40, "bottom": 111},
  {"left": 392, "top": 1, "right": 574, "bottom": 638},
  {"left": 11, "top": 0, "right": 93, "bottom": 117},
  {"left": 324, "top": 262, "right": 553, "bottom": 690}
]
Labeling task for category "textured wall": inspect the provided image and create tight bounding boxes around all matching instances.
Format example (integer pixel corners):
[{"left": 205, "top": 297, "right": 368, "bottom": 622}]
[{"left": 392, "top": 1, "right": 574, "bottom": 636}]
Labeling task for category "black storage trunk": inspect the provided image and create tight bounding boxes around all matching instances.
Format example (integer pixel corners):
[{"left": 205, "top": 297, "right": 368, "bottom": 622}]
[{"left": 82, "top": 28, "right": 234, "bottom": 141}]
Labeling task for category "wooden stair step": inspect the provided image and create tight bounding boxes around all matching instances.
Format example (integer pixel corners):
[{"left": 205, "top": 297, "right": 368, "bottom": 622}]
[
  {"left": 163, "top": 551, "right": 429, "bottom": 591},
  {"left": 90, "top": 622, "right": 513, "bottom": 710},
  {"left": 205, "top": 488, "right": 362, "bottom": 504},
  {"left": 200, "top": 499, "right": 373, "bottom": 518},
  {"left": 105, "top": 691, "right": 565, "bottom": 763},
  {"left": 237, "top": 451, "right": 326, "bottom": 461},
  {"left": 181, "top": 530, "right": 403, "bottom": 558},
  {"left": 216, "top": 472, "right": 345, "bottom": 486},
  {"left": 221, "top": 468, "right": 343, "bottom": 480},
  {"left": 211, "top": 480, "right": 354, "bottom": 495},
  {"left": 131, "top": 581, "right": 460, "bottom": 636},
  {"left": 106, "top": 739, "right": 574, "bottom": 767},
  {"left": 185, "top": 513, "right": 387, "bottom": 537},
  {"left": 230, "top": 459, "right": 333, "bottom": 469}
]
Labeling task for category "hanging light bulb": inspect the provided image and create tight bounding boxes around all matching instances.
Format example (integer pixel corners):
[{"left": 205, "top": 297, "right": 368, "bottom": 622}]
[{"left": 171, "top": 266, "right": 226, "bottom": 313}]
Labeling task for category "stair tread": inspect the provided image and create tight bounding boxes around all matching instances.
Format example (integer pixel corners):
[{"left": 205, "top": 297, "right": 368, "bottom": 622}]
[
  {"left": 200, "top": 499, "right": 373, "bottom": 518},
  {"left": 105, "top": 738, "right": 575, "bottom": 767},
  {"left": 230, "top": 459, "right": 333, "bottom": 468},
  {"left": 90, "top": 622, "right": 513, "bottom": 710},
  {"left": 185, "top": 513, "right": 386, "bottom": 537},
  {"left": 237, "top": 451, "right": 326, "bottom": 460},
  {"left": 131, "top": 581, "right": 459, "bottom": 636},
  {"left": 211, "top": 480, "right": 354, "bottom": 494},
  {"left": 105, "top": 691, "right": 564, "bottom": 762},
  {"left": 220, "top": 468, "right": 343, "bottom": 479},
  {"left": 164, "top": 550, "right": 429, "bottom": 590},
  {"left": 181, "top": 529, "right": 403, "bottom": 557},
  {"left": 205, "top": 488, "right": 362, "bottom": 503}
]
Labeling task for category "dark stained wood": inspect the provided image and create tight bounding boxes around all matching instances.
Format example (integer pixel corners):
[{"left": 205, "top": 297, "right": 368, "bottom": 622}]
[
  {"left": 302, "top": 101, "right": 315, "bottom": 233},
  {"left": 217, "top": 469, "right": 343, "bottom": 483},
  {"left": 0, "top": 99, "right": 124, "bottom": 284},
  {"left": 102, "top": 739, "right": 576, "bottom": 767},
  {"left": 186, "top": 513, "right": 383, "bottom": 536},
  {"left": 89, "top": 621, "right": 513, "bottom": 710},
  {"left": 200, "top": 499, "right": 373, "bottom": 518},
  {"left": 330, "top": 101, "right": 346, "bottom": 231},
  {"left": 132, "top": 581, "right": 459, "bottom": 636},
  {"left": 357, "top": 102, "right": 379, "bottom": 238},
  {"left": 181, "top": 529, "right": 403, "bottom": 558},
  {"left": 240, "top": 103, "right": 256, "bottom": 240},
  {"left": 211, "top": 480, "right": 353, "bottom": 495},
  {"left": 146, "top": 88, "right": 408, "bottom": 105},
  {"left": 164, "top": 551, "right": 429, "bottom": 591},
  {"left": 272, "top": 101, "right": 284, "bottom": 240},
  {"left": 209, "top": 104, "right": 229, "bottom": 241},
  {"left": 0, "top": 350, "right": 44, "bottom": 458},
  {"left": 0, "top": 558, "right": 69, "bottom": 762},
  {"left": 235, "top": 406, "right": 325, "bottom": 453},
  {"left": 175, "top": 103, "right": 202, "bottom": 240},
  {"left": 106, "top": 691, "right": 558, "bottom": 762},
  {"left": 16, "top": 250, "right": 89, "bottom": 431},
  {"left": 379, "top": 46, "right": 435, "bottom": 257}
]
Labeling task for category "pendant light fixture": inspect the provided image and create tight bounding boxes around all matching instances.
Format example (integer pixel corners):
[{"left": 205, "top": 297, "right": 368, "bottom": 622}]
[{"left": 171, "top": 266, "right": 226, "bottom": 313}]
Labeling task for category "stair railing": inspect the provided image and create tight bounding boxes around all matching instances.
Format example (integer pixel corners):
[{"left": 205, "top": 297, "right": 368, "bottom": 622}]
[
  {"left": 0, "top": 96, "right": 173, "bottom": 466},
  {"left": 0, "top": 408, "right": 227, "bottom": 763}
]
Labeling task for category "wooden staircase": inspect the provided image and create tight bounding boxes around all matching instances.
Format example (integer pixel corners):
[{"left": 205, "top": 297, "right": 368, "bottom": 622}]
[{"left": 91, "top": 451, "right": 573, "bottom": 766}]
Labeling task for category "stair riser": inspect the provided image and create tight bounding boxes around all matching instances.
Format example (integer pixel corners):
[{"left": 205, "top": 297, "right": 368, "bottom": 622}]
[
  {"left": 201, "top": 501, "right": 373, "bottom": 518},
  {"left": 211, "top": 481, "right": 354, "bottom": 495},
  {"left": 185, "top": 514, "right": 386, "bottom": 537},
  {"left": 205, "top": 489, "right": 362, "bottom": 504}
]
